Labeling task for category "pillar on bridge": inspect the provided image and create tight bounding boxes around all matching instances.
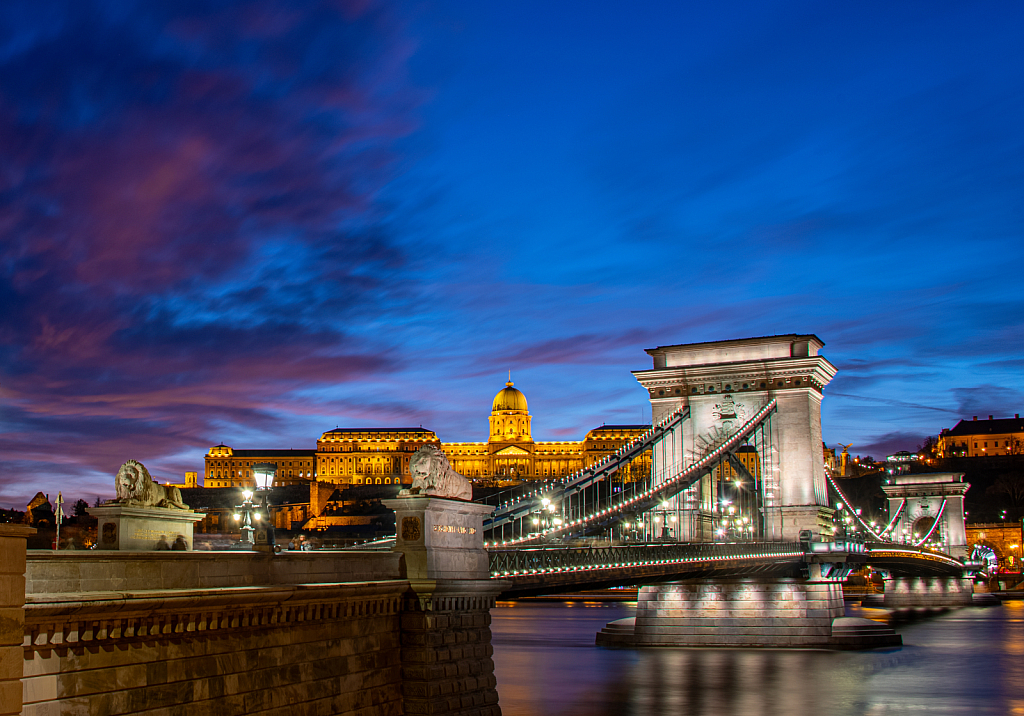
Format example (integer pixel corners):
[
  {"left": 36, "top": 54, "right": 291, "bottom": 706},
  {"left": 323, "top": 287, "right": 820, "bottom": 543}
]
[
  {"left": 0, "top": 524, "right": 34, "bottom": 716},
  {"left": 634, "top": 335, "right": 838, "bottom": 541},
  {"left": 598, "top": 565, "right": 900, "bottom": 649},
  {"left": 384, "top": 495, "right": 504, "bottom": 716},
  {"left": 881, "top": 473, "right": 969, "bottom": 559},
  {"left": 881, "top": 576, "right": 974, "bottom": 608}
]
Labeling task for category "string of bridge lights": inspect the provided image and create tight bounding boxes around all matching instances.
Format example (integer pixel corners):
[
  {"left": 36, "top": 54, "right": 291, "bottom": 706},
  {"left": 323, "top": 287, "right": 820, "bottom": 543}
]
[
  {"left": 825, "top": 468, "right": 948, "bottom": 550},
  {"left": 487, "top": 404, "right": 690, "bottom": 520},
  {"left": 486, "top": 399, "right": 778, "bottom": 547},
  {"left": 492, "top": 548, "right": 805, "bottom": 578}
]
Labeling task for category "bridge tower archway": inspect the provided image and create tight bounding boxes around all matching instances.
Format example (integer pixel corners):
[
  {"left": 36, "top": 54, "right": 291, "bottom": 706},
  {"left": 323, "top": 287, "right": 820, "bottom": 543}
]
[
  {"left": 881, "top": 472, "right": 969, "bottom": 558},
  {"left": 633, "top": 335, "right": 838, "bottom": 541}
]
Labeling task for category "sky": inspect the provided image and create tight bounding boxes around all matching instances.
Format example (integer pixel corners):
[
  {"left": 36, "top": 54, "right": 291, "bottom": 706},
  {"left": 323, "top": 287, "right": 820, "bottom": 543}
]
[{"left": 1, "top": 0, "right": 1022, "bottom": 507}]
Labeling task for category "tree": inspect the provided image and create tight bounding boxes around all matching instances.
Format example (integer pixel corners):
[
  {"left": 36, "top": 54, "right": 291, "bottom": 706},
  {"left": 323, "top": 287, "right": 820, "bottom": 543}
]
[
  {"left": 919, "top": 436, "right": 938, "bottom": 459},
  {"left": 987, "top": 472, "right": 1024, "bottom": 521},
  {"left": 73, "top": 499, "right": 89, "bottom": 517}
]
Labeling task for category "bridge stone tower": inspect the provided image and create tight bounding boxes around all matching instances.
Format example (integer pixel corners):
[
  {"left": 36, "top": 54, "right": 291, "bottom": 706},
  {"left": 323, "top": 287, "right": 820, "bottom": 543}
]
[
  {"left": 881, "top": 472, "right": 969, "bottom": 559},
  {"left": 633, "top": 335, "right": 837, "bottom": 541}
]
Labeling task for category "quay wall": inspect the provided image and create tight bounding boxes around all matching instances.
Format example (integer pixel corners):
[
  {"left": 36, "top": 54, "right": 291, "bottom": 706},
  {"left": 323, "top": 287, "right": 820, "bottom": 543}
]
[{"left": 11, "top": 549, "right": 500, "bottom": 716}]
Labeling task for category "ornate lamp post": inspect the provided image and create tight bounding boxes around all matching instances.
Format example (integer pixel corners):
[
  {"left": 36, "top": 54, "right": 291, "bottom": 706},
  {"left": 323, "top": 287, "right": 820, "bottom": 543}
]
[
  {"left": 252, "top": 463, "right": 277, "bottom": 553},
  {"left": 233, "top": 490, "right": 257, "bottom": 550}
]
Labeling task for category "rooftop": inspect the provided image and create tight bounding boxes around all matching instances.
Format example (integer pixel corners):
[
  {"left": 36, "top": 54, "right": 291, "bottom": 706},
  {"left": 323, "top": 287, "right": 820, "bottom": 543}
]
[
  {"left": 643, "top": 334, "right": 824, "bottom": 368},
  {"left": 321, "top": 427, "right": 435, "bottom": 435},
  {"left": 942, "top": 417, "right": 1024, "bottom": 437}
]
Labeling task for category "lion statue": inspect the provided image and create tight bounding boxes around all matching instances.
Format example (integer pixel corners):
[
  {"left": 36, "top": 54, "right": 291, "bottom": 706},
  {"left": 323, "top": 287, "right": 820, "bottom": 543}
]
[
  {"left": 110, "top": 460, "right": 189, "bottom": 510},
  {"left": 400, "top": 445, "right": 473, "bottom": 501}
]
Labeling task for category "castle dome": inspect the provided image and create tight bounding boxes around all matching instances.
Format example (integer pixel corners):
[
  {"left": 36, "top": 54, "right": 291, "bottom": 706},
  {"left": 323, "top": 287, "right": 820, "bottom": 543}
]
[{"left": 492, "top": 379, "right": 528, "bottom": 413}]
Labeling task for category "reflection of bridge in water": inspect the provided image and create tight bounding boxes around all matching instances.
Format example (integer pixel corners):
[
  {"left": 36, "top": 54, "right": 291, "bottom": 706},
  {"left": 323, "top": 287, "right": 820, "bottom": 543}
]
[{"left": 477, "top": 335, "right": 979, "bottom": 648}]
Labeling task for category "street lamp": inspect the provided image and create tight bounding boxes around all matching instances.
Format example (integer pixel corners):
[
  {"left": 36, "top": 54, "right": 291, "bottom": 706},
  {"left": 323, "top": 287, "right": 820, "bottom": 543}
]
[
  {"left": 233, "top": 489, "right": 257, "bottom": 550},
  {"left": 252, "top": 463, "right": 277, "bottom": 553}
]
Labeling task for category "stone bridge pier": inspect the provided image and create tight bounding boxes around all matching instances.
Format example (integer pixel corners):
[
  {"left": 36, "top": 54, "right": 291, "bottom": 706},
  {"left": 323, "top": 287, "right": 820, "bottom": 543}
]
[
  {"left": 597, "top": 549, "right": 901, "bottom": 650},
  {"left": 878, "top": 576, "right": 974, "bottom": 608}
]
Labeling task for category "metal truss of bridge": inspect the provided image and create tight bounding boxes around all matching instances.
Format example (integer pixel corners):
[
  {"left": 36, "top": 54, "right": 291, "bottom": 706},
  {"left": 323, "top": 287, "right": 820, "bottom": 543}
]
[{"left": 482, "top": 398, "right": 780, "bottom": 546}]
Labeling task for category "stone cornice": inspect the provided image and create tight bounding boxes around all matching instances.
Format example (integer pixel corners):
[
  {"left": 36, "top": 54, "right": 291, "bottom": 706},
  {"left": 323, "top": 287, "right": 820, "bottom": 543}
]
[
  {"left": 633, "top": 356, "right": 837, "bottom": 397},
  {"left": 24, "top": 580, "right": 408, "bottom": 655},
  {"left": 882, "top": 483, "right": 970, "bottom": 498}
]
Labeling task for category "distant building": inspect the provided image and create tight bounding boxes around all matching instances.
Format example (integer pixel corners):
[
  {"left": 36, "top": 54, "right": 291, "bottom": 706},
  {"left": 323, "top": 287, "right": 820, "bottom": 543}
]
[
  {"left": 202, "top": 379, "right": 652, "bottom": 489},
  {"left": 936, "top": 415, "right": 1024, "bottom": 457},
  {"left": 205, "top": 447, "right": 318, "bottom": 489},
  {"left": 885, "top": 451, "right": 918, "bottom": 475},
  {"left": 25, "top": 493, "right": 54, "bottom": 527},
  {"left": 162, "top": 471, "right": 200, "bottom": 490}
]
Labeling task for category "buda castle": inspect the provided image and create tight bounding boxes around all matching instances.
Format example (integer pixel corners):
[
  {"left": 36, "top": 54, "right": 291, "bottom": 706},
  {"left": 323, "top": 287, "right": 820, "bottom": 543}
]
[{"left": 204, "top": 379, "right": 651, "bottom": 489}]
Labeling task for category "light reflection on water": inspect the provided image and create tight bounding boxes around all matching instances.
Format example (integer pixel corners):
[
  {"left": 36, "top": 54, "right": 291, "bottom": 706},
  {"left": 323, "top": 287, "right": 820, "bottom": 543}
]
[{"left": 491, "top": 599, "right": 1024, "bottom": 716}]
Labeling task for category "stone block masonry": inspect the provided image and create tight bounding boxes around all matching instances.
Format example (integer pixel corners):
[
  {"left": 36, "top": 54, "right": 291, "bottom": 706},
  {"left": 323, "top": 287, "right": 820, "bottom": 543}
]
[
  {"left": 22, "top": 580, "right": 408, "bottom": 716},
  {"left": 399, "top": 587, "right": 501, "bottom": 716},
  {"left": 631, "top": 578, "right": 845, "bottom": 648},
  {"left": 1, "top": 525, "right": 34, "bottom": 716}
]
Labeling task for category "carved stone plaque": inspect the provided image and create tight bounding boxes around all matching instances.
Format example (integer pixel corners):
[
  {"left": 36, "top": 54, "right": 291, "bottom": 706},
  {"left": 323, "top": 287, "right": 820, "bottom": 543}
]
[{"left": 402, "top": 516, "right": 422, "bottom": 542}]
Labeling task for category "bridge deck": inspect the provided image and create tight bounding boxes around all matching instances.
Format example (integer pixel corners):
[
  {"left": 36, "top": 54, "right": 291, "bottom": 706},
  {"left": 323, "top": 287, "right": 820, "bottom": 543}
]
[{"left": 488, "top": 540, "right": 966, "bottom": 598}]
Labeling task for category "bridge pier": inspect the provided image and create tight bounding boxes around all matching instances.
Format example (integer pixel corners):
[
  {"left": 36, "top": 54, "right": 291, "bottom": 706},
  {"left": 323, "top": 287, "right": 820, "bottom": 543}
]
[
  {"left": 879, "top": 576, "right": 974, "bottom": 608},
  {"left": 598, "top": 571, "right": 899, "bottom": 650}
]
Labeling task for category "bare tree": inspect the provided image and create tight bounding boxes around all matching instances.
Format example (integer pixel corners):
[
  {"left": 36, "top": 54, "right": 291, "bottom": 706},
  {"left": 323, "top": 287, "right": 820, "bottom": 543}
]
[{"left": 988, "top": 472, "right": 1024, "bottom": 520}]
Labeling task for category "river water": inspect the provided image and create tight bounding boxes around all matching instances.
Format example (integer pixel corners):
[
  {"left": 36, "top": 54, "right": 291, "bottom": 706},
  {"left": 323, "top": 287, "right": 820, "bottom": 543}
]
[{"left": 491, "top": 599, "right": 1024, "bottom": 716}]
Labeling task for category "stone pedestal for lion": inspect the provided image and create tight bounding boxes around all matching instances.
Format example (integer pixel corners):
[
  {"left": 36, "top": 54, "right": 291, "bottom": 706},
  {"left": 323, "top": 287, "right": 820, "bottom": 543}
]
[
  {"left": 88, "top": 505, "right": 205, "bottom": 551},
  {"left": 384, "top": 496, "right": 493, "bottom": 580},
  {"left": 88, "top": 460, "right": 204, "bottom": 551}
]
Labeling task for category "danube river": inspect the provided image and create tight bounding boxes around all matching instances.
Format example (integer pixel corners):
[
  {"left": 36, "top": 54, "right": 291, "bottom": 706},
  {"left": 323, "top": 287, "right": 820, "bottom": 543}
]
[{"left": 491, "top": 599, "right": 1024, "bottom": 716}]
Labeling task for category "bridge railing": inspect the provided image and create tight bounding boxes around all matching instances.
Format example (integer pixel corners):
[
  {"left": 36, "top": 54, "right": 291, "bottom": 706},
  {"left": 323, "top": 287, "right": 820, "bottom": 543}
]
[{"left": 488, "top": 541, "right": 803, "bottom": 577}]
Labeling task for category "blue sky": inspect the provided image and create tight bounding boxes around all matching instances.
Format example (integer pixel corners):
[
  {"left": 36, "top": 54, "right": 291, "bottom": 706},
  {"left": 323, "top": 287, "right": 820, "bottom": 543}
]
[{"left": 1, "top": 1, "right": 1021, "bottom": 506}]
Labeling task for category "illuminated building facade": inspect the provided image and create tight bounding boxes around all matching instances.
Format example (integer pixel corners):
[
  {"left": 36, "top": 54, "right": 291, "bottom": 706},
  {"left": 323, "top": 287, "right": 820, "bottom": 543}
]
[
  {"left": 205, "top": 447, "right": 317, "bottom": 489},
  {"left": 936, "top": 415, "right": 1024, "bottom": 457},
  {"left": 204, "top": 379, "right": 651, "bottom": 487},
  {"left": 316, "top": 428, "right": 441, "bottom": 483}
]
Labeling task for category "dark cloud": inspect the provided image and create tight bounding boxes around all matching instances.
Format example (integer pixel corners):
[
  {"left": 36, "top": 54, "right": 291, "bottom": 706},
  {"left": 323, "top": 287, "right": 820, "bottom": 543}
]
[
  {"left": 825, "top": 392, "right": 956, "bottom": 416},
  {"left": 952, "top": 385, "right": 1024, "bottom": 420},
  {"left": 855, "top": 431, "right": 930, "bottom": 460},
  {"left": 0, "top": 0, "right": 421, "bottom": 503}
]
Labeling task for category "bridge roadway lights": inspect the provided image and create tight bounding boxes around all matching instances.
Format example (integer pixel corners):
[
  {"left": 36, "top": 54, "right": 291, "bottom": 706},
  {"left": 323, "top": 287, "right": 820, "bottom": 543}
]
[{"left": 597, "top": 542, "right": 900, "bottom": 650}]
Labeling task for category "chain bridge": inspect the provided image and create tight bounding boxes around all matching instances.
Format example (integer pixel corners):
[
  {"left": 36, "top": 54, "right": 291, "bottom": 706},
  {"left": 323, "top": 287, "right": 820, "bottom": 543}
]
[{"left": 472, "top": 335, "right": 979, "bottom": 647}]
